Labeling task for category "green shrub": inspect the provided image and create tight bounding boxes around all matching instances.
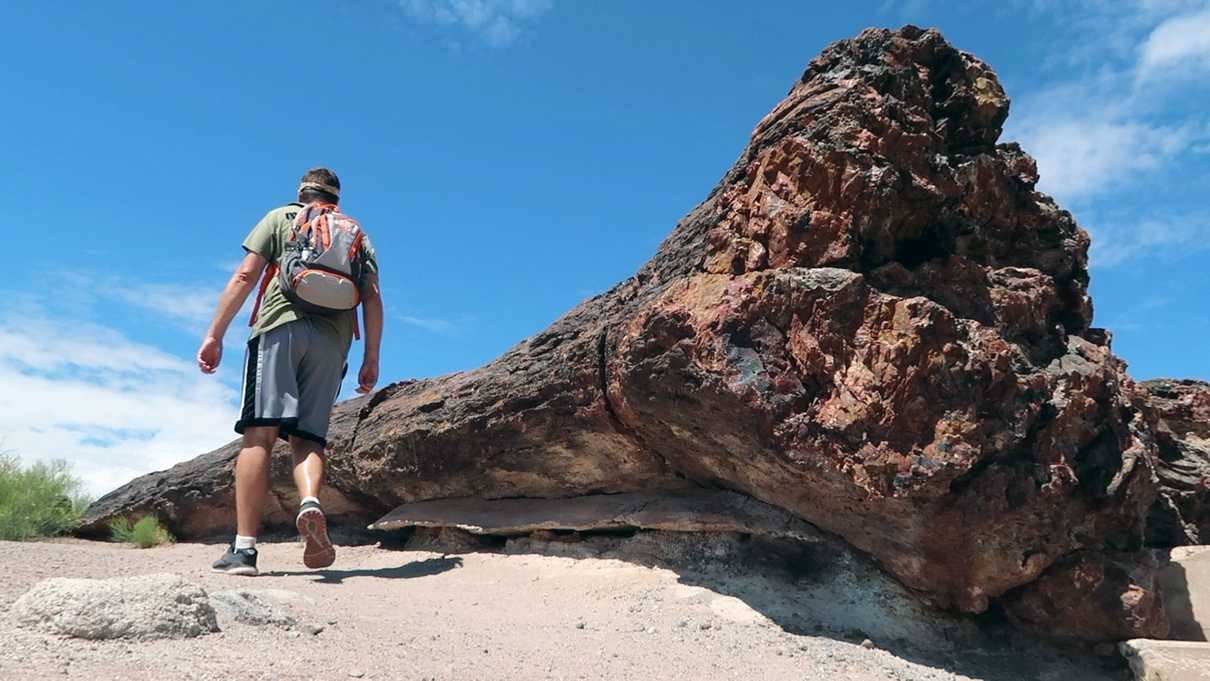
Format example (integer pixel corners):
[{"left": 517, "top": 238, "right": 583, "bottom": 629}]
[
  {"left": 0, "top": 454, "right": 91, "bottom": 541},
  {"left": 109, "top": 515, "right": 174, "bottom": 548}
]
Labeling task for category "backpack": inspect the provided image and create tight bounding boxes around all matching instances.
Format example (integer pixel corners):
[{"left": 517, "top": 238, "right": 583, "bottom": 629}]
[{"left": 249, "top": 202, "right": 367, "bottom": 338}]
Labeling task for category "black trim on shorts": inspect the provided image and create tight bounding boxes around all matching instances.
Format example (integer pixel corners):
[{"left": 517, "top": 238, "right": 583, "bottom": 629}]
[
  {"left": 233, "top": 417, "right": 327, "bottom": 448},
  {"left": 281, "top": 425, "right": 328, "bottom": 448},
  {"left": 239, "top": 334, "right": 261, "bottom": 423},
  {"left": 234, "top": 416, "right": 295, "bottom": 444}
]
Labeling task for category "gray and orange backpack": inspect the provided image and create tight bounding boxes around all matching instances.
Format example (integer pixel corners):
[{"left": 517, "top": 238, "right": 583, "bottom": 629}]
[{"left": 249, "top": 202, "right": 368, "bottom": 338}]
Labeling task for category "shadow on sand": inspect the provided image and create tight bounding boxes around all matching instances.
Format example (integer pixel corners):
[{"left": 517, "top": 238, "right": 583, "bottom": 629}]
[
  {"left": 372, "top": 527, "right": 1127, "bottom": 681},
  {"left": 272, "top": 555, "right": 463, "bottom": 584}
]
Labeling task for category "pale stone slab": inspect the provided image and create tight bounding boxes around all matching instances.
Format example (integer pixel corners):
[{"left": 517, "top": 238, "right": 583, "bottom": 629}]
[
  {"left": 1158, "top": 545, "right": 1210, "bottom": 641},
  {"left": 370, "top": 489, "right": 824, "bottom": 542},
  {"left": 1121, "top": 639, "right": 1210, "bottom": 681}
]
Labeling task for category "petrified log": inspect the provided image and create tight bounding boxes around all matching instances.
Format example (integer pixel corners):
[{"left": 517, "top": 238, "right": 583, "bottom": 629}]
[{"left": 85, "top": 26, "right": 1171, "bottom": 631}]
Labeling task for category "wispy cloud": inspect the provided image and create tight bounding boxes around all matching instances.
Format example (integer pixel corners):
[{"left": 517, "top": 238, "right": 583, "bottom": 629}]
[
  {"left": 1003, "top": 1, "right": 1210, "bottom": 267},
  {"left": 1011, "top": 111, "right": 1197, "bottom": 201},
  {"left": 1007, "top": 5, "right": 1210, "bottom": 205},
  {"left": 396, "top": 313, "right": 474, "bottom": 335},
  {"left": 0, "top": 311, "right": 239, "bottom": 496},
  {"left": 1138, "top": 7, "right": 1210, "bottom": 77},
  {"left": 55, "top": 269, "right": 251, "bottom": 347},
  {"left": 399, "top": 0, "right": 552, "bottom": 47},
  {"left": 1087, "top": 211, "right": 1210, "bottom": 268},
  {"left": 108, "top": 282, "right": 221, "bottom": 331},
  {"left": 0, "top": 267, "right": 254, "bottom": 496}
]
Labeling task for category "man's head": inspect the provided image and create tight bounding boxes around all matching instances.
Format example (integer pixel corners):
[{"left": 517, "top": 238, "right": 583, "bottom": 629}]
[{"left": 298, "top": 167, "right": 341, "bottom": 205}]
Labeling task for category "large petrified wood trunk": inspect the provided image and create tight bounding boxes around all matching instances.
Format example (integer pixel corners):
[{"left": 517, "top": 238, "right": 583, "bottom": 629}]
[{"left": 84, "top": 26, "right": 1168, "bottom": 629}]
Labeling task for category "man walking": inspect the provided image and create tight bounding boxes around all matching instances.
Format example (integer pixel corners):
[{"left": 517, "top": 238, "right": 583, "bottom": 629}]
[{"left": 197, "top": 167, "right": 382, "bottom": 576}]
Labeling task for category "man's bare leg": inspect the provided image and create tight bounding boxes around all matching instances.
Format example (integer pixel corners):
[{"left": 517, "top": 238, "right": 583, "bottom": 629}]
[
  {"left": 290, "top": 436, "right": 325, "bottom": 499},
  {"left": 291, "top": 436, "right": 335, "bottom": 569},
  {"left": 235, "top": 426, "right": 279, "bottom": 537},
  {"left": 212, "top": 426, "right": 278, "bottom": 575}
]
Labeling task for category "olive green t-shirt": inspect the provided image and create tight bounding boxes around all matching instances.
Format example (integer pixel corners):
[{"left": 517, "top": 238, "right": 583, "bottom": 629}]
[{"left": 243, "top": 203, "right": 379, "bottom": 354}]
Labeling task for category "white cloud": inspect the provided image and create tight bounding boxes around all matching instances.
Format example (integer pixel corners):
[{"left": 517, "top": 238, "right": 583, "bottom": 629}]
[
  {"left": 1012, "top": 115, "right": 1195, "bottom": 202},
  {"left": 55, "top": 269, "right": 253, "bottom": 355},
  {"left": 399, "top": 0, "right": 552, "bottom": 47},
  {"left": 0, "top": 268, "right": 253, "bottom": 498},
  {"left": 1004, "top": 0, "right": 1210, "bottom": 233},
  {"left": 0, "top": 313, "right": 240, "bottom": 497},
  {"left": 1139, "top": 7, "right": 1210, "bottom": 75},
  {"left": 108, "top": 282, "right": 220, "bottom": 331},
  {"left": 397, "top": 313, "right": 460, "bottom": 334},
  {"left": 1086, "top": 211, "right": 1210, "bottom": 267}
]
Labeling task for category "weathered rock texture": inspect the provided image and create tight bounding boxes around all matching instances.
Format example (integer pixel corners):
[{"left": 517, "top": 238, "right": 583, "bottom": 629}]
[
  {"left": 1001, "top": 551, "right": 1169, "bottom": 642},
  {"left": 370, "top": 489, "right": 824, "bottom": 539},
  {"left": 9, "top": 574, "right": 218, "bottom": 640},
  {"left": 1141, "top": 379, "right": 1210, "bottom": 546},
  {"left": 84, "top": 26, "right": 1192, "bottom": 637}
]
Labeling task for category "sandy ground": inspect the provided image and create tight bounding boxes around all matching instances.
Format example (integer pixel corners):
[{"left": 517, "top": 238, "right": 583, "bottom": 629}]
[{"left": 0, "top": 536, "right": 1128, "bottom": 681}]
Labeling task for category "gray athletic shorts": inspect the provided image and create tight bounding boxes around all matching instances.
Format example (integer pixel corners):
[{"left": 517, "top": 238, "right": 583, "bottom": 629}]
[{"left": 234, "top": 319, "right": 347, "bottom": 446}]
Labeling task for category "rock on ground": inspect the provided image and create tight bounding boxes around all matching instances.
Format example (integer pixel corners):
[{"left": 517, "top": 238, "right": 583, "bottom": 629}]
[
  {"left": 1120, "top": 639, "right": 1210, "bottom": 681},
  {"left": 9, "top": 572, "right": 217, "bottom": 640}
]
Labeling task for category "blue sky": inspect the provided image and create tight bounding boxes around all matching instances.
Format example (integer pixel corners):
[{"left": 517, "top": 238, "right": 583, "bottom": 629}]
[{"left": 2, "top": 1, "right": 1208, "bottom": 494}]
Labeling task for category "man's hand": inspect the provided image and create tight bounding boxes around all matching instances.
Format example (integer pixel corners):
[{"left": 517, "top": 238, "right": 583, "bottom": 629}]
[
  {"left": 197, "top": 336, "right": 223, "bottom": 374},
  {"left": 357, "top": 356, "right": 380, "bottom": 394}
]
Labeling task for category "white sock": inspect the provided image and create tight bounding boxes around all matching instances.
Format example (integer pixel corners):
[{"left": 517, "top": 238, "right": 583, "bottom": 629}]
[
  {"left": 234, "top": 535, "right": 256, "bottom": 550},
  {"left": 300, "top": 496, "right": 320, "bottom": 507}
]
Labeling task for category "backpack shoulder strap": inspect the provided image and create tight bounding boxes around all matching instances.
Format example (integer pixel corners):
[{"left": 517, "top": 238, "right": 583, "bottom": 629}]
[
  {"left": 248, "top": 263, "right": 278, "bottom": 327},
  {"left": 247, "top": 205, "right": 298, "bottom": 327},
  {"left": 291, "top": 201, "right": 341, "bottom": 245}
]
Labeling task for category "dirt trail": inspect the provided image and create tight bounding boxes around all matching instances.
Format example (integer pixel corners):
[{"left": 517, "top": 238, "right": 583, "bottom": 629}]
[{"left": 0, "top": 538, "right": 1125, "bottom": 681}]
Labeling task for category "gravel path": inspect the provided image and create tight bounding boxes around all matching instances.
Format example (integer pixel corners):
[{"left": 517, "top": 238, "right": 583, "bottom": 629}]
[{"left": 0, "top": 538, "right": 1127, "bottom": 681}]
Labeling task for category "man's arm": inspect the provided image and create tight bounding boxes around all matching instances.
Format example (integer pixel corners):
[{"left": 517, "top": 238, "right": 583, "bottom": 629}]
[
  {"left": 197, "top": 251, "right": 268, "bottom": 374},
  {"left": 357, "top": 273, "right": 383, "bottom": 393}
]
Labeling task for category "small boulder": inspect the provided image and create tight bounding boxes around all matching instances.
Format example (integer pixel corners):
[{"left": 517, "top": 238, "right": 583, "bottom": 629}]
[{"left": 10, "top": 573, "right": 217, "bottom": 640}]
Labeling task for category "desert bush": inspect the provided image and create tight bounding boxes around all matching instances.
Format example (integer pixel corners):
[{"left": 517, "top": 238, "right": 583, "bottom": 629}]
[
  {"left": 0, "top": 454, "right": 92, "bottom": 541},
  {"left": 109, "top": 515, "right": 174, "bottom": 548}
]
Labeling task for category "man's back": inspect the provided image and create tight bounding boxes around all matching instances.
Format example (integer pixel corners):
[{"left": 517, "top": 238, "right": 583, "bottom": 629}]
[{"left": 243, "top": 202, "right": 379, "bottom": 356}]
